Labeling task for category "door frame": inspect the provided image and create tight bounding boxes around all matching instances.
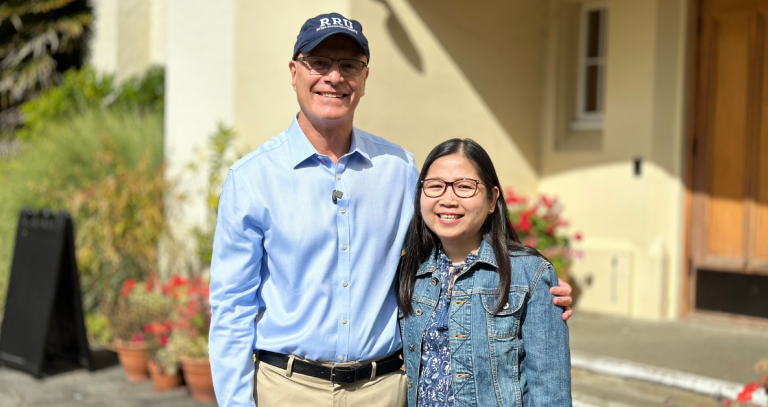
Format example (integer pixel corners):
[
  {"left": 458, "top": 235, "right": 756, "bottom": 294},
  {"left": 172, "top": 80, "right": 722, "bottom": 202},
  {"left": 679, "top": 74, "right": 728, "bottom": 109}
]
[{"left": 683, "top": 0, "right": 768, "bottom": 327}]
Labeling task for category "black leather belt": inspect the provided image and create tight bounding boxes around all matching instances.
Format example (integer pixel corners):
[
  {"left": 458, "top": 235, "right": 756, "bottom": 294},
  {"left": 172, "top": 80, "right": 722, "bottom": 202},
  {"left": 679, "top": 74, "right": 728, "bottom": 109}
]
[{"left": 258, "top": 350, "right": 403, "bottom": 384}]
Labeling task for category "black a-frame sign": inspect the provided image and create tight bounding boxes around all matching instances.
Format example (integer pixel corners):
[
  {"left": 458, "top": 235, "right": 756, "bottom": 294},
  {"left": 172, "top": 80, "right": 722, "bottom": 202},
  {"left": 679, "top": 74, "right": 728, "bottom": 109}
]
[{"left": 0, "top": 209, "right": 92, "bottom": 377}]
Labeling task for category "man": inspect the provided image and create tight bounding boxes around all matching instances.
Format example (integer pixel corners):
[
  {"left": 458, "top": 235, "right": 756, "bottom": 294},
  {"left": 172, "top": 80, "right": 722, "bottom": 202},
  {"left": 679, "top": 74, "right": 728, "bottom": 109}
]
[{"left": 209, "top": 13, "right": 573, "bottom": 407}]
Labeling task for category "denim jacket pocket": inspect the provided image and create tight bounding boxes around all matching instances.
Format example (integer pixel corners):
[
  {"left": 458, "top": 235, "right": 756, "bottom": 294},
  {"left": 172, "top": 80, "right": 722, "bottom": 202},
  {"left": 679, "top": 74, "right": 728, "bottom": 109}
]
[{"left": 481, "top": 288, "right": 527, "bottom": 340}]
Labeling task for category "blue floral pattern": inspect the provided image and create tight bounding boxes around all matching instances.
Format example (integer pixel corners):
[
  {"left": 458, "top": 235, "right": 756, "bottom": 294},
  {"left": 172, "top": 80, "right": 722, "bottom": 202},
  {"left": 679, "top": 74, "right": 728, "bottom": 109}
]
[{"left": 417, "top": 250, "right": 479, "bottom": 407}]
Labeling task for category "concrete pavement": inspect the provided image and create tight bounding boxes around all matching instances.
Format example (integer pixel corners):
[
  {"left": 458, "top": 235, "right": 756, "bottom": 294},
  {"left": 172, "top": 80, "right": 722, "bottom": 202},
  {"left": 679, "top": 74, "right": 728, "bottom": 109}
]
[
  {"left": 0, "top": 363, "right": 210, "bottom": 407},
  {"left": 568, "top": 312, "right": 768, "bottom": 385}
]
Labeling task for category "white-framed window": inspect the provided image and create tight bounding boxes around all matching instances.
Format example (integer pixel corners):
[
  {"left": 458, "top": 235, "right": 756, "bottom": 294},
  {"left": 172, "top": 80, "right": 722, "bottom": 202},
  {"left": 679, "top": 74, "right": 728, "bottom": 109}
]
[{"left": 571, "top": 2, "right": 608, "bottom": 132}]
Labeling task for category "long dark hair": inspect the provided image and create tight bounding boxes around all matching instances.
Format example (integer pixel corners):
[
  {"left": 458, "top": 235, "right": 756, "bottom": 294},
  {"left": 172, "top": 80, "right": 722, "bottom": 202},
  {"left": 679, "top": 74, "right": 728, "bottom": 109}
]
[{"left": 397, "top": 138, "right": 544, "bottom": 315}]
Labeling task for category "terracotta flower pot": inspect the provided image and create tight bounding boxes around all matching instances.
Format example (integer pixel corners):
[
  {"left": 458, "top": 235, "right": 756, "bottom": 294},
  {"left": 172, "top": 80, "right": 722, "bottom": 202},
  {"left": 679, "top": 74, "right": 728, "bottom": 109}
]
[
  {"left": 181, "top": 356, "right": 215, "bottom": 402},
  {"left": 148, "top": 361, "right": 183, "bottom": 391},
  {"left": 114, "top": 340, "right": 149, "bottom": 382}
]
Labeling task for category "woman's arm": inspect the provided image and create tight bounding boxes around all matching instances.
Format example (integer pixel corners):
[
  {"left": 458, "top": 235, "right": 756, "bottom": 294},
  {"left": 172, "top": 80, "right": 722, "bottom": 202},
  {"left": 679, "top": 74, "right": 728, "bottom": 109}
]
[{"left": 520, "top": 263, "right": 572, "bottom": 406}]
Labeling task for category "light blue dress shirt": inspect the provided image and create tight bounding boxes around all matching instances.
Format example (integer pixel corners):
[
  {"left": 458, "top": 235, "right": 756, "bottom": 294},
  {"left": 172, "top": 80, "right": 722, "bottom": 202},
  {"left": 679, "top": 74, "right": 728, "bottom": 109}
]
[{"left": 209, "top": 117, "right": 419, "bottom": 406}]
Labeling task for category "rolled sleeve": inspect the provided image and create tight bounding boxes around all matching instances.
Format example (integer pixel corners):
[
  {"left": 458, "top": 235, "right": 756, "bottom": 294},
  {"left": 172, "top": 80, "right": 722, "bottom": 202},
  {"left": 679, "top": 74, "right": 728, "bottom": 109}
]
[
  {"left": 209, "top": 170, "right": 263, "bottom": 407},
  {"left": 520, "top": 263, "right": 572, "bottom": 406}
]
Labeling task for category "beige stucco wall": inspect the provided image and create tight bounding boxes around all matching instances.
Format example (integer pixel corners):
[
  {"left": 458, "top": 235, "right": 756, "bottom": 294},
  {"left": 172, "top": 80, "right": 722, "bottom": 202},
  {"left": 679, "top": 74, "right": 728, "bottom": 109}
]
[
  {"left": 89, "top": 0, "right": 167, "bottom": 81},
  {"left": 539, "top": 0, "right": 690, "bottom": 320},
  {"left": 165, "top": 0, "right": 236, "bottom": 228}
]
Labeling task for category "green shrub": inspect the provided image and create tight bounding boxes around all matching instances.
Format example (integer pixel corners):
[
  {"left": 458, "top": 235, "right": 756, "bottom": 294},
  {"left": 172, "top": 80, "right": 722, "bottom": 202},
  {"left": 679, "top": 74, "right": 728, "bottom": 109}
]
[
  {"left": 188, "top": 123, "right": 236, "bottom": 268},
  {"left": 112, "top": 65, "right": 165, "bottom": 112},
  {"left": 16, "top": 65, "right": 164, "bottom": 140},
  {"left": 0, "top": 107, "right": 169, "bottom": 312}
]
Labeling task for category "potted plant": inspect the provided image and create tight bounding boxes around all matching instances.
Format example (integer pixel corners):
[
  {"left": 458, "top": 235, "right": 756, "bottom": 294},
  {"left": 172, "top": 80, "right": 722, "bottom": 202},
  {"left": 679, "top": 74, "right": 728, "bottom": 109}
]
[
  {"left": 164, "top": 275, "right": 214, "bottom": 402},
  {"left": 173, "top": 329, "right": 213, "bottom": 402},
  {"left": 144, "top": 320, "right": 183, "bottom": 391},
  {"left": 109, "top": 277, "right": 174, "bottom": 382},
  {"left": 505, "top": 188, "right": 583, "bottom": 305}
]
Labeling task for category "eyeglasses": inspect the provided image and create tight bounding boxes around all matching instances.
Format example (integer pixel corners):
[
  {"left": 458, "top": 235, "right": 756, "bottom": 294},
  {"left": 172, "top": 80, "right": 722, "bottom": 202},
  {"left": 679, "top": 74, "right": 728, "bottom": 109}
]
[
  {"left": 296, "top": 56, "right": 368, "bottom": 77},
  {"left": 421, "top": 179, "right": 484, "bottom": 198}
]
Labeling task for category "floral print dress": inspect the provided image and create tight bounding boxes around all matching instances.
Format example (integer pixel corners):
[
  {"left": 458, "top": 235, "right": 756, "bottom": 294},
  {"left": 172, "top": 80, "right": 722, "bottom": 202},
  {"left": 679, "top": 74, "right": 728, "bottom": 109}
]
[{"left": 417, "top": 250, "right": 479, "bottom": 407}]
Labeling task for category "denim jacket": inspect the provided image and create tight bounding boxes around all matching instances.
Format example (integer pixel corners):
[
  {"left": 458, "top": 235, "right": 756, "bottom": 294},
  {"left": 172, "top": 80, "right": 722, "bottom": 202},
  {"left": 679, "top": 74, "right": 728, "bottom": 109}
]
[{"left": 399, "top": 241, "right": 572, "bottom": 407}]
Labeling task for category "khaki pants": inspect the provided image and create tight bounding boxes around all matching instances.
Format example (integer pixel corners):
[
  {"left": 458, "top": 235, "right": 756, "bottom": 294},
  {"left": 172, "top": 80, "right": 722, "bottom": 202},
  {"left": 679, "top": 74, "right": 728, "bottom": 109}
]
[{"left": 254, "top": 354, "right": 408, "bottom": 407}]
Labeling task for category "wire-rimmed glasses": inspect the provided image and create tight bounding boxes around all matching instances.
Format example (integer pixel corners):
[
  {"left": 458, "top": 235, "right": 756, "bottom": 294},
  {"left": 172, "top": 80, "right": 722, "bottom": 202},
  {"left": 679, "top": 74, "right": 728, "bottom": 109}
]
[
  {"left": 295, "top": 56, "right": 368, "bottom": 77},
  {"left": 421, "top": 179, "right": 483, "bottom": 198}
]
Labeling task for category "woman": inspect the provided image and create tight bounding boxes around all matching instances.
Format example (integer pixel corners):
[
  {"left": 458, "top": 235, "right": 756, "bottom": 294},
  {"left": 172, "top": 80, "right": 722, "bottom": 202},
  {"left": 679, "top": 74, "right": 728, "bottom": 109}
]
[{"left": 397, "top": 139, "right": 571, "bottom": 407}]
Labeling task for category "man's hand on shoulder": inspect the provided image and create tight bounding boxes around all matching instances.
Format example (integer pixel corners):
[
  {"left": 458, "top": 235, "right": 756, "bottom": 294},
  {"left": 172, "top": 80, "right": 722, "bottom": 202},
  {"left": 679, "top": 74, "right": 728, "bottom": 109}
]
[{"left": 551, "top": 278, "right": 573, "bottom": 321}]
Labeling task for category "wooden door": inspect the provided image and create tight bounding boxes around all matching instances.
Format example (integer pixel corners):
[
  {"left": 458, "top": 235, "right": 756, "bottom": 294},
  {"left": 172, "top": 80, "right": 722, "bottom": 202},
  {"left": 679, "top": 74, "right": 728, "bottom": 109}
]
[{"left": 691, "top": 0, "right": 768, "bottom": 320}]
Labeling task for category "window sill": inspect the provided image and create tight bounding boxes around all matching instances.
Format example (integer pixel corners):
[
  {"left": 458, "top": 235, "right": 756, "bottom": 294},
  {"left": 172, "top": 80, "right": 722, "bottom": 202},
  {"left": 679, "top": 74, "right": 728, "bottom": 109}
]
[{"left": 569, "top": 119, "right": 603, "bottom": 132}]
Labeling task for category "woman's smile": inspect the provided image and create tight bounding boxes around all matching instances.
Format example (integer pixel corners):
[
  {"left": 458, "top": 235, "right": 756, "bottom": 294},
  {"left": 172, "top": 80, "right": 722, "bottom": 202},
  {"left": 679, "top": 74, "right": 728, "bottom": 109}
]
[{"left": 436, "top": 213, "right": 463, "bottom": 224}]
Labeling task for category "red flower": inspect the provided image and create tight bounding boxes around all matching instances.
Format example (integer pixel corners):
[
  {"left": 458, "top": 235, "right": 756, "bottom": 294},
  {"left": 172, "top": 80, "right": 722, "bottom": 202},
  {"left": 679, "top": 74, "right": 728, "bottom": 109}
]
[
  {"left": 504, "top": 187, "right": 528, "bottom": 205},
  {"left": 514, "top": 208, "right": 536, "bottom": 233},
  {"left": 540, "top": 195, "right": 555, "bottom": 209},
  {"left": 736, "top": 382, "right": 761, "bottom": 403},
  {"left": 121, "top": 278, "right": 136, "bottom": 297},
  {"left": 170, "top": 275, "right": 187, "bottom": 287},
  {"left": 130, "top": 332, "right": 145, "bottom": 343},
  {"left": 574, "top": 232, "right": 583, "bottom": 242},
  {"left": 515, "top": 218, "right": 532, "bottom": 233},
  {"left": 724, "top": 400, "right": 732, "bottom": 406},
  {"left": 159, "top": 336, "right": 168, "bottom": 346},
  {"left": 145, "top": 275, "right": 157, "bottom": 292}
]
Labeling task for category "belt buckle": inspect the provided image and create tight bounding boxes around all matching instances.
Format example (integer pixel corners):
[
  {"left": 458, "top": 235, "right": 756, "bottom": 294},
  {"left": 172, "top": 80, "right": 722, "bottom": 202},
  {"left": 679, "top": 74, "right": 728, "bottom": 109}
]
[{"left": 330, "top": 365, "right": 356, "bottom": 383}]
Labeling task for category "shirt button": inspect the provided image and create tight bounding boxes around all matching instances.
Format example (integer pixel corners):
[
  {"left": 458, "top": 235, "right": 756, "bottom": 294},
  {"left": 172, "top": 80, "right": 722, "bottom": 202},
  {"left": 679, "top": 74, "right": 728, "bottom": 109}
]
[
  {"left": 408, "top": 345, "right": 414, "bottom": 351},
  {"left": 415, "top": 309, "right": 422, "bottom": 316},
  {"left": 340, "top": 208, "right": 346, "bottom": 214},
  {"left": 342, "top": 318, "right": 348, "bottom": 324},
  {"left": 430, "top": 278, "right": 438, "bottom": 286},
  {"left": 503, "top": 302, "right": 510, "bottom": 310},
  {"left": 342, "top": 281, "right": 348, "bottom": 287},
  {"left": 339, "top": 356, "right": 345, "bottom": 362},
  {"left": 336, "top": 174, "right": 341, "bottom": 180},
  {"left": 342, "top": 244, "right": 347, "bottom": 250},
  {"left": 407, "top": 381, "right": 413, "bottom": 388}
]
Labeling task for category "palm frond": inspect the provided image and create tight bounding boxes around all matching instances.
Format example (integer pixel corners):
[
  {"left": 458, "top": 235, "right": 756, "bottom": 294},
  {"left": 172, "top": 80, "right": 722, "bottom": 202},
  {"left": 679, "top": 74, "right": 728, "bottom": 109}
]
[
  {"left": 0, "top": 0, "right": 91, "bottom": 129},
  {"left": 3, "top": 54, "right": 57, "bottom": 103},
  {"left": 52, "top": 13, "right": 91, "bottom": 38},
  {"left": 0, "top": 28, "right": 58, "bottom": 69},
  {"left": 0, "top": 0, "right": 78, "bottom": 21},
  {"left": 28, "top": 0, "right": 78, "bottom": 14}
]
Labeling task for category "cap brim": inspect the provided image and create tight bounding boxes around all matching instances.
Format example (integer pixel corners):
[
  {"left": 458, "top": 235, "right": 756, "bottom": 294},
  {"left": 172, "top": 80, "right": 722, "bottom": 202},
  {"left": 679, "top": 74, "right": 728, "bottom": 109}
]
[{"left": 294, "top": 31, "right": 369, "bottom": 61}]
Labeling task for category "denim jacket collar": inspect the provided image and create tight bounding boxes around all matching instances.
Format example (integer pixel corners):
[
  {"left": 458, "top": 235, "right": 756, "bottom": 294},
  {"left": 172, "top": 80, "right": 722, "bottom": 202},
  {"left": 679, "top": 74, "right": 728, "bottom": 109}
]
[{"left": 415, "top": 240, "right": 498, "bottom": 276}]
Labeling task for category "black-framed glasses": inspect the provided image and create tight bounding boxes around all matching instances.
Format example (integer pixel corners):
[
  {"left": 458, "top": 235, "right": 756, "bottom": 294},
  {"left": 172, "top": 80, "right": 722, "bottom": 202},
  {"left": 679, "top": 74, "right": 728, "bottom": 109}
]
[
  {"left": 296, "top": 56, "right": 368, "bottom": 77},
  {"left": 421, "top": 179, "right": 484, "bottom": 198}
]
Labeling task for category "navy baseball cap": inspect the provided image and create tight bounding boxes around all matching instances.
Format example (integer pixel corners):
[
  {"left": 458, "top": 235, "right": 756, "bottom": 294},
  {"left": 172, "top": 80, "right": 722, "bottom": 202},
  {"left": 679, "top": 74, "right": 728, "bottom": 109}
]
[{"left": 293, "top": 13, "right": 370, "bottom": 62}]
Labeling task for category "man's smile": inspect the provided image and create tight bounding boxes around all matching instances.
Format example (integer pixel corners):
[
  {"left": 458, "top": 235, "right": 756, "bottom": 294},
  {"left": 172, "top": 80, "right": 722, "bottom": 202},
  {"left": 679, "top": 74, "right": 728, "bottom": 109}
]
[{"left": 315, "top": 92, "right": 348, "bottom": 99}]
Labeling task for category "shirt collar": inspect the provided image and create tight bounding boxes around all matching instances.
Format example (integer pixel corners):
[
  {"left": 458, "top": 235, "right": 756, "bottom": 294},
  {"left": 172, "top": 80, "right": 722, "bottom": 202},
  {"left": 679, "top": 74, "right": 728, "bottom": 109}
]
[
  {"left": 475, "top": 239, "right": 498, "bottom": 268},
  {"left": 287, "top": 115, "right": 372, "bottom": 168},
  {"left": 415, "top": 239, "right": 498, "bottom": 276},
  {"left": 349, "top": 127, "right": 371, "bottom": 162}
]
